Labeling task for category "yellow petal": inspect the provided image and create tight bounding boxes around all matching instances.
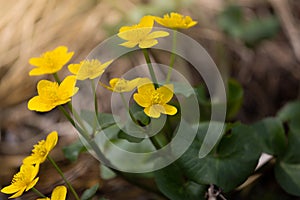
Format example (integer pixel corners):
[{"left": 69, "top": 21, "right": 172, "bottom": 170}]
[
  {"left": 120, "top": 41, "right": 139, "bottom": 48},
  {"left": 29, "top": 66, "right": 48, "bottom": 76},
  {"left": 133, "top": 93, "right": 152, "bottom": 107},
  {"left": 37, "top": 80, "right": 58, "bottom": 98},
  {"left": 26, "top": 177, "right": 39, "bottom": 191},
  {"left": 23, "top": 155, "right": 39, "bottom": 164},
  {"left": 146, "top": 31, "right": 169, "bottom": 40},
  {"left": 58, "top": 75, "right": 78, "bottom": 98},
  {"left": 51, "top": 186, "right": 67, "bottom": 200},
  {"left": 157, "top": 84, "right": 174, "bottom": 103},
  {"left": 8, "top": 187, "right": 26, "bottom": 199},
  {"left": 1, "top": 184, "right": 20, "bottom": 194},
  {"left": 139, "top": 15, "right": 154, "bottom": 29},
  {"left": 144, "top": 105, "right": 164, "bottom": 118},
  {"left": 138, "top": 39, "right": 158, "bottom": 49},
  {"left": 68, "top": 63, "right": 81, "bottom": 75},
  {"left": 162, "top": 104, "right": 177, "bottom": 115},
  {"left": 45, "top": 131, "right": 58, "bottom": 153},
  {"left": 28, "top": 96, "right": 56, "bottom": 112},
  {"left": 137, "top": 83, "right": 155, "bottom": 95}
]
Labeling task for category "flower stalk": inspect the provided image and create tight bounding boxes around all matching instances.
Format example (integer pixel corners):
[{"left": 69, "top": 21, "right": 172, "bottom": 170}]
[
  {"left": 47, "top": 156, "right": 80, "bottom": 200},
  {"left": 142, "top": 48, "right": 158, "bottom": 85}
]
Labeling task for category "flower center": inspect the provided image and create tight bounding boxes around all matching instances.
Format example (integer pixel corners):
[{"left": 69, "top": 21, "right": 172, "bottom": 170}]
[
  {"left": 151, "top": 91, "right": 162, "bottom": 104},
  {"left": 32, "top": 141, "right": 47, "bottom": 157}
]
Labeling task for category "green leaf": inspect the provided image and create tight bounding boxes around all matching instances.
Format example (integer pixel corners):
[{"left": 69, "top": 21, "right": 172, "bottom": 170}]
[
  {"left": 62, "top": 140, "right": 86, "bottom": 162},
  {"left": 277, "top": 101, "right": 300, "bottom": 123},
  {"left": 178, "top": 123, "right": 261, "bottom": 192},
  {"left": 218, "top": 4, "right": 244, "bottom": 38},
  {"left": 241, "top": 16, "right": 280, "bottom": 47},
  {"left": 274, "top": 106, "right": 300, "bottom": 197},
  {"left": 194, "top": 85, "right": 211, "bottom": 121},
  {"left": 154, "top": 163, "right": 206, "bottom": 200},
  {"left": 118, "top": 130, "right": 144, "bottom": 143},
  {"left": 227, "top": 79, "right": 243, "bottom": 119},
  {"left": 253, "top": 117, "right": 287, "bottom": 156},
  {"left": 194, "top": 79, "right": 243, "bottom": 121},
  {"left": 81, "top": 184, "right": 99, "bottom": 200},
  {"left": 100, "top": 164, "right": 116, "bottom": 180},
  {"left": 275, "top": 162, "right": 300, "bottom": 197},
  {"left": 218, "top": 4, "right": 279, "bottom": 47}
]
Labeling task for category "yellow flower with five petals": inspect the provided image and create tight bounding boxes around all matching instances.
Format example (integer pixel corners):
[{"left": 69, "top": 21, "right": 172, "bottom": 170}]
[
  {"left": 29, "top": 46, "right": 74, "bottom": 76},
  {"left": 23, "top": 131, "right": 58, "bottom": 165},
  {"left": 36, "top": 185, "right": 67, "bottom": 200},
  {"left": 28, "top": 75, "right": 78, "bottom": 112},
  {"left": 153, "top": 12, "right": 197, "bottom": 29},
  {"left": 118, "top": 16, "right": 169, "bottom": 48},
  {"left": 133, "top": 83, "right": 177, "bottom": 118},
  {"left": 1, "top": 164, "right": 40, "bottom": 199},
  {"left": 100, "top": 77, "right": 151, "bottom": 93},
  {"left": 68, "top": 59, "right": 113, "bottom": 80}
]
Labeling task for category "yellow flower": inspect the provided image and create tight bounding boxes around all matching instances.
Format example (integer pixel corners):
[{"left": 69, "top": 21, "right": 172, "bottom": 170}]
[
  {"left": 1, "top": 164, "right": 39, "bottom": 199},
  {"left": 36, "top": 186, "right": 67, "bottom": 200},
  {"left": 23, "top": 131, "right": 58, "bottom": 165},
  {"left": 28, "top": 75, "right": 78, "bottom": 112},
  {"left": 100, "top": 77, "right": 151, "bottom": 93},
  {"left": 29, "top": 46, "right": 74, "bottom": 76},
  {"left": 153, "top": 12, "right": 197, "bottom": 29},
  {"left": 118, "top": 15, "right": 169, "bottom": 48},
  {"left": 133, "top": 83, "right": 177, "bottom": 118},
  {"left": 68, "top": 59, "right": 113, "bottom": 80}
]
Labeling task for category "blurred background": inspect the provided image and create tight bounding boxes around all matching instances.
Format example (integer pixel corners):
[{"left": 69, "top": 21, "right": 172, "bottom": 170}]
[{"left": 0, "top": 0, "right": 299, "bottom": 199}]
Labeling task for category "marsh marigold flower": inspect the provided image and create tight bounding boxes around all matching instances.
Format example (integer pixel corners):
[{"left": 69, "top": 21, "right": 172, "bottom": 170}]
[
  {"left": 23, "top": 131, "right": 58, "bottom": 165},
  {"left": 118, "top": 16, "right": 169, "bottom": 48},
  {"left": 133, "top": 83, "right": 177, "bottom": 118},
  {"left": 29, "top": 46, "right": 74, "bottom": 76},
  {"left": 68, "top": 59, "right": 113, "bottom": 80},
  {"left": 1, "top": 164, "right": 39, "bottom": 198},
  {"left": 28, "top": 75, "right": 78, "bottom": 112},
  {"left": 36, "top": 185, "right": 67, "bottom": 200},
  {"left": 100, "top": 77, "right": 150, "bottom": 93},
  {"left": 154, "top": 12, "right": 197, "bottom": 29}
]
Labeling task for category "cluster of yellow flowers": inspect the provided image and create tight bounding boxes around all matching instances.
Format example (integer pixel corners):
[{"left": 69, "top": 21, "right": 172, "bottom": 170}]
[
  {"left": 1, "top": 12, "right": 197, "bottom": 199},
  {"left": 1, "top": 132, "right": 67, "bottom": 199},
  {"left": 118, "top": 12, "right": 197, "bottom": 48}
]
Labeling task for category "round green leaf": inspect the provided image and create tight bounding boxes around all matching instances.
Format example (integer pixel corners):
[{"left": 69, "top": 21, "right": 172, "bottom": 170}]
[
  {"left": 178, "top": 123, "right": 261, "bottom": 192},
  {"left": 154, "top": 163, "right": 207, "bottom": 200},
  {"left": 253, "top": 117, "right": 287, "bottom": 156}
]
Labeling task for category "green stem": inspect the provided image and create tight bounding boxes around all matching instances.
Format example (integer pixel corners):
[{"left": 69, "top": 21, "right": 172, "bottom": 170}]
[
  {"left": 166, "top": 29, "right": 177, "bottom": 83},
  {"left": 47, "top": 156, "right": 80, "bottom": 200},
  {"left": 91, "top": 79, "right": 99, "bottom": 117},
  {"left": 120, "top": 93, "right": 139, "bottom": 125},
  {"left": 58, "top": 105, "right": 75, "bottom": 126},
  {"left": 31, "top": 187, "right": 46, "bottom": 198},
  {"left": 61, "top": 104, "right": 116, "bottom": 169},
  {"left": 142, "top": 49, "right": 158, "bottom": 84},
  {"left": 53, "top": 73, "right": 61, "bottom": 83},
  {"left": 66, "top": 102, "right": 89, "bottom": 135}
]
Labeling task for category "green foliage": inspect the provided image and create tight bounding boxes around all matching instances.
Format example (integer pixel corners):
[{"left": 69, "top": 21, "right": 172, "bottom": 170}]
[
  {"left": 227, "top": 79, "right": 243, "bottom": 119},
  {"left": 80, "top": 184, "right": 99, "bottom": 200},
  {"left": 253, "top": 117, "right": 286, "bottom": 156},
  {"left": 274, "top": 101, "right": 300, "bottom": 196},
  {"left": 154, "top": 163, "right": 206, "bottom": 200},
  {"left": 218, "top": 4, "right": 280, "bottom": 47},
  {"left": 62, "top": 140, "right": 86, "bottom": 162},
  {"left": 194, "top": 78, "right": 243, "bottom": 121},
  {"left": 178, "top": 123, "right": 261, "bottom": 192}
]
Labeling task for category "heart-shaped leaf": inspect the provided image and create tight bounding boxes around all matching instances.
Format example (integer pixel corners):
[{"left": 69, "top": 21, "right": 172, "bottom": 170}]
[{"left": 178, "top": 123, "right": 261, "bottom": 191}]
